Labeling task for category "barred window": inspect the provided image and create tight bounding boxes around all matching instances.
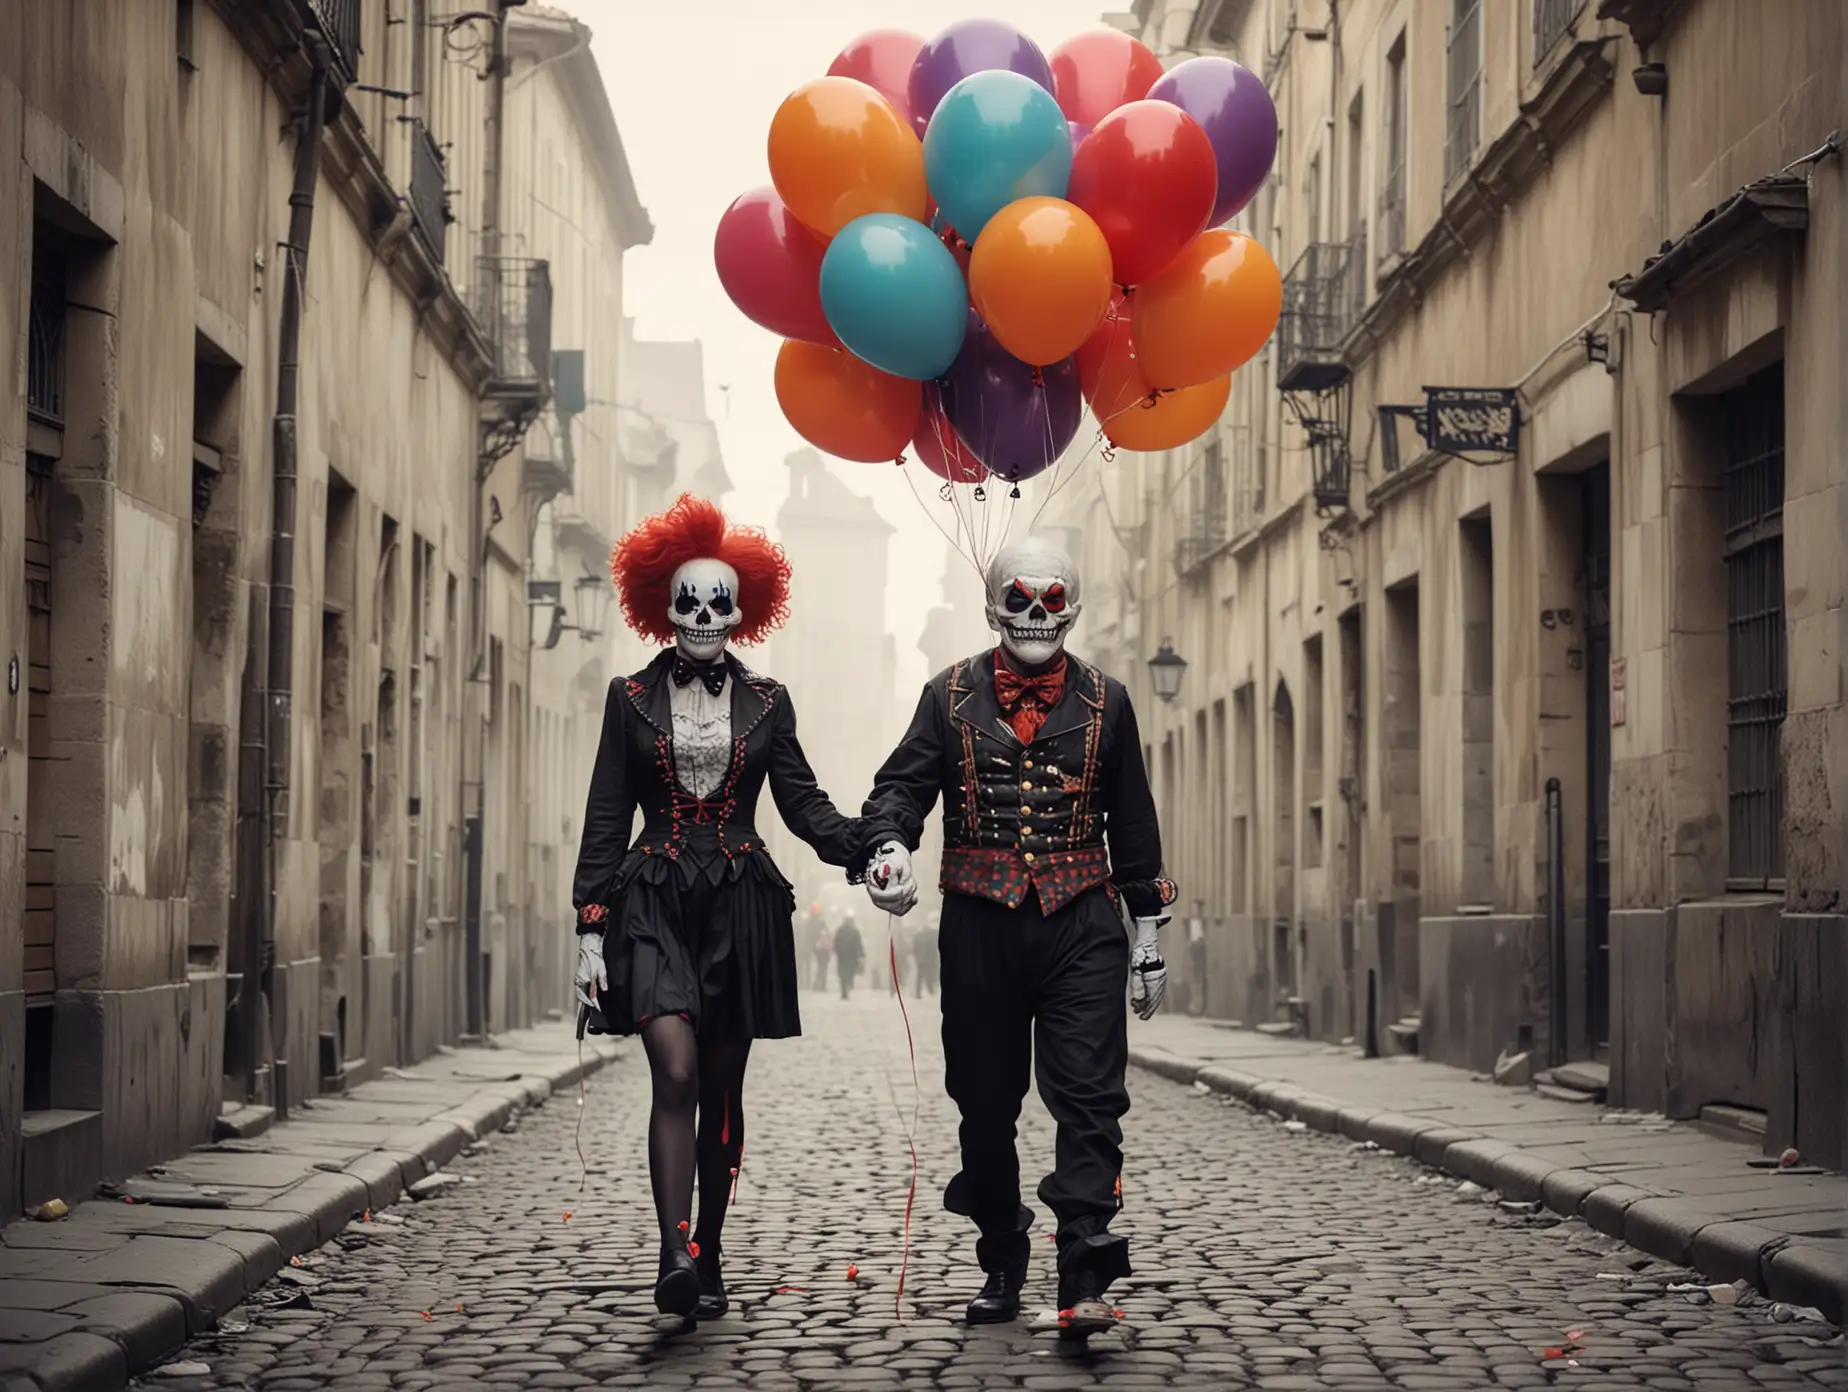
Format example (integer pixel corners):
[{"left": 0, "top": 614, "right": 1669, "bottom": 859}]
[
  {"left": 1722, "top": 362, "right": 1786, "bottom": 889},
  {"left": 27, "top": 232, "right": 66, "bottom": 428}
]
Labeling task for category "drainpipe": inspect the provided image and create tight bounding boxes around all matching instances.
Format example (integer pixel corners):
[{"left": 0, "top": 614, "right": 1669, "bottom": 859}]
[
  {"left": 1545, "top": 777, "right": 1567, "bottom": 1066},
  {"left": 264, "top": 41, "right": 333, "bottom": 1119},
  {"left": 464, "top": 2, "right": 511, "bottom": 1041}
]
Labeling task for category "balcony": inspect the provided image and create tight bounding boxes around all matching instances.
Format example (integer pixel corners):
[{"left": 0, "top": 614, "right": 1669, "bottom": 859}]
[
  {"left": 409, "top": 120, "right": 449, "bottom": 265},
  {"left": 1275, "top": 240, "right": 1359, "bottom": 393},
  {"left": 301, "top": 0, "right": 361, "bottom": 83},
  {"left": 1173, "top": 440, "right": 1229, "bottom": 576},
  {"left": 476, "top": 257, "right": 554, "bottom": 459}
]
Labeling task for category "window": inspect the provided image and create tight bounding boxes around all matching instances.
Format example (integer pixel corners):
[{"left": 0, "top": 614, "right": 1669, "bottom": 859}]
[
  {"left": 1445, "top": 0, "right": 1483, "bottom": 185},
  {"left": 1722, "top": 363, "right": 1786, "bottom": 888},
  {"left": 27, "top": 230, "right": 67, "bottom": 428},
  {"left": 1533, "top": 0, "right": 1583, "bottom": 63},
  {"left": 1305, "top": 151, "right": 1323, "bottom": 247},
  {"left": 177, "top": 0, "right": 197, "bottom": 71},
  {"left": 1380, "top": 36, "right": 1407, "bottom": 258}
]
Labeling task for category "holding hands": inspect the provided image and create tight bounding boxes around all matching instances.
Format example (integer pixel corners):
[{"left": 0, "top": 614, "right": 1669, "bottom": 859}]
[
  {"left": 866, "top": 841, "right": 919, "bottom": 916},
  {"left": 1129, "top": 916, "right": 1168, "bottom": 1021}
]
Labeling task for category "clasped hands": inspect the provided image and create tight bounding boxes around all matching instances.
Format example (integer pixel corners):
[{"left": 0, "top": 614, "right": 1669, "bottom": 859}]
[{"left": 865, "top": 841, "right": 918, "bottom": 915}]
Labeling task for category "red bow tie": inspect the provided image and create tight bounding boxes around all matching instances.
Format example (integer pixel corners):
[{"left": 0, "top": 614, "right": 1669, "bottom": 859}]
[{"left": 994, "top": 662, "right": 1065, "bottom": 712}]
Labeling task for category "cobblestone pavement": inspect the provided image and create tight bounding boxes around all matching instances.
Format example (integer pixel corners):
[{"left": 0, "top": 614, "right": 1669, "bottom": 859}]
[{"left": 139, "top": 987, "right": 1845, "bottom": 1391}]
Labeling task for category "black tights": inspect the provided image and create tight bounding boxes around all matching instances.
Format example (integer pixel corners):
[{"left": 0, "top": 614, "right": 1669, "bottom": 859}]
[{"left": 640, "top": 1016, "right": 751, "bottom": 1258}]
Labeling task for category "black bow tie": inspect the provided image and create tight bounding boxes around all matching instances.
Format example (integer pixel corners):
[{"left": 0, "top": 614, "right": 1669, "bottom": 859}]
[{"left": 671, "top": 654, "right": 727, "bottom": 697}]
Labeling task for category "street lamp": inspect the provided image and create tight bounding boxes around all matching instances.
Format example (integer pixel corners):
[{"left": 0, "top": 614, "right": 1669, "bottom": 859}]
[
  {"left": 571, "top": 573, "right": 611, "bottom": 641},
  {"left": 1148, "top": 640, "right": 1188, "bottom": 703}
]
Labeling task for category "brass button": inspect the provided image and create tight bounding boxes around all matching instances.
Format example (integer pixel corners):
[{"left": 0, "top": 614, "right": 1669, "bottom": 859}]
[
  {"left": 1022, "top": 826, "right": 1034, "bottom": 836},
  {"left": 1024, "top": 760, "right": 1033, "bottom": 770},
  {"left": 1023, "top": 852, "right": 1037, "bottom": 864},
  {"left": 1022, "top": 781, "right": 1034, "bottom": 792}
]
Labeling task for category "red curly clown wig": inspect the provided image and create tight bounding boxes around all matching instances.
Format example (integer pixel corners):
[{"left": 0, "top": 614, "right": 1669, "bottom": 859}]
[{"left": 610, "top": 494, "right": 792, "bottom": 647}]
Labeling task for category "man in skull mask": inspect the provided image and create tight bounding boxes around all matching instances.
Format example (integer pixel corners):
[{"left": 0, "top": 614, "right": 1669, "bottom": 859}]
[{"left": 857, "top": 534, "right": 1174, "bottom": 1339}]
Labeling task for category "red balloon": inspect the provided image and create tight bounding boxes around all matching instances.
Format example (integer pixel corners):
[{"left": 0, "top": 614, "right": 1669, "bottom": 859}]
[
  {"left": 828, "top": 30, "right": 925, "bottom": 125},
  {"left": 1068, "top": 101, "right": 1218, "bottom": 287},
  {"left": 912, "top": 388, "right": 987, "bottom": 483},
  {"left": 714, "top": 187, "right": 838, "bottom": 347},
  {"left": 1050, "top": 30, "right": 1165, "bottom": 126}
]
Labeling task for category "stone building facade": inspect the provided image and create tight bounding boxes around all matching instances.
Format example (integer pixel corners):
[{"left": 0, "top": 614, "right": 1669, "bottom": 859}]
[
  {"left": 0, "top": 0, "right": 650, "bottom": 1217},
  {"left": 1050, "top": 0, "right": 1845, "bottom": 1168}
]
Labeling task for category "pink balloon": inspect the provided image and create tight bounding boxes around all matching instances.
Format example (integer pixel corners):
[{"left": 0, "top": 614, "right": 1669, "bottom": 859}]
[
  {"left": 829, "top": 30, "right": 926, "bottom": 124},
  {"left": 713, "top": 187, "right": 838, "bottom": 347}
]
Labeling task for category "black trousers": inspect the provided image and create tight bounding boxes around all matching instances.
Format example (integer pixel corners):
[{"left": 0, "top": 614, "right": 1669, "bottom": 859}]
[{"left": 939, "top": 886, "right": 1131, "bottom": 1291}]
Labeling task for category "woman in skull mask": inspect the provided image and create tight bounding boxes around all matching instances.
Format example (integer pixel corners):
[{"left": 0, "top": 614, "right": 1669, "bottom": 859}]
[{"left": 572, "top": 494, "right": 881, "bottom": 1321}]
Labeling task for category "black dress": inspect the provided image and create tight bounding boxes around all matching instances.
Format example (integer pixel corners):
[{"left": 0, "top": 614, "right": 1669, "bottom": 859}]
[{"left": 571, "top": 650, "right": 868, "bottom": 1039}]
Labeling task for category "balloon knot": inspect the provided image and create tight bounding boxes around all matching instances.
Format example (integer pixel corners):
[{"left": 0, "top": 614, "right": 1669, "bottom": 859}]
[
  {"left": 972, "top": 485, "right": 987, "bottom": 502},
  {"left": 1030, "top": 366, "right": 1045, "bottom": 387},
  {"left": 938, "top": 483, "right": 953, "bottom": 502},
  {"left": 1101, "top": 443, "right": 1118, "bottom": 463},
  {"left": 1140, "top": 391, "right": 1161, "bottom": 410},
  {"left": 894, "top": 453, "right": 906, "bottom": 467},
  {"left": 1009, "top": 485, "right": 1022, "bottom": 500}
]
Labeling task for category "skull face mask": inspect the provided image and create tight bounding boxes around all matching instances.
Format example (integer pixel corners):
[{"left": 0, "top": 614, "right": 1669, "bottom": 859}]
[
  {"left": 669, "top": 558, "right": 742, "bottom": 662},
  {"left": 985, "top": 536, "right": 1082, "bottom": 669}
]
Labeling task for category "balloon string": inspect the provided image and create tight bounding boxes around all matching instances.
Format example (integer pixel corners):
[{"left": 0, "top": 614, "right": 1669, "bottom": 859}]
[{"left": 889, "top": 932, "right": 920, "bottom": 1321}]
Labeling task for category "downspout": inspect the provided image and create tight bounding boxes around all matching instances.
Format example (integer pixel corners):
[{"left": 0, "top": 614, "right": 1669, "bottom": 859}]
[
  {"left": 265, "top": 39, "right": 333, "bottom": 1120},
  {"left": 464, "top": 1, "right": 510, "bottom": 1040}
]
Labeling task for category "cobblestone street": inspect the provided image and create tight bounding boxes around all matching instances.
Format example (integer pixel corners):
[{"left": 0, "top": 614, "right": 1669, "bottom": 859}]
[{"left": 139, "top": 986, "right": 1845, "bottom": 1391}]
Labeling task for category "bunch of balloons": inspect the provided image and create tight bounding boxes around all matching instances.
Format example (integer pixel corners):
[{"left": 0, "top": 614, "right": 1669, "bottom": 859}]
[{"left": 715, "top": 20, "right": 1282, "bottom": 486}]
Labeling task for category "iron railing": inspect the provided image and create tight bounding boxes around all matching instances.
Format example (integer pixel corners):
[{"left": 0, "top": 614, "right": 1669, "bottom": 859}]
[
  {"left": 303, "top": 0, "right": 361, "bottom": 82},
  {"left": 1533, "top": 0, "right": 1583, "bottom": 63},
  {"left": 1722, "top": 363, "right": 1786, "bottom": 889},
  {"left": 1276, "top": 240, "right": 1359, "bottom": 392},
  {"left": 409, "top": 120, "right": 449, "bottom": 264},
  {"left": 27, "top": 236, "right": 65, "bottom": 427},
  {"left": 475, "top": 256, "right": 554, "bottom": 392},
  {"left": 1445, "top": 0, "right": 1483, "bottom": 185},
  {"left": 1174, "top": 438, "right": 1229, "bottom": 575}
]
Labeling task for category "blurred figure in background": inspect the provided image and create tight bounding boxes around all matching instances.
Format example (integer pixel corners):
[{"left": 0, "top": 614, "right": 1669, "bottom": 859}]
[
  {"left": 912, "top": 910, "right": 940, "bottom": 997},
  {"left": 834, "top": 912, "right": 865, "bottom": 1000},
  {"left": 810, "top": 920, "right": 832, "bottom": 993}
]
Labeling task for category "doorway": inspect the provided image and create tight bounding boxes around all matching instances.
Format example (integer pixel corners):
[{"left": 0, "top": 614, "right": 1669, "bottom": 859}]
[{"left": 1580, "top": 464, "right": 1612, "bottom": 1056}]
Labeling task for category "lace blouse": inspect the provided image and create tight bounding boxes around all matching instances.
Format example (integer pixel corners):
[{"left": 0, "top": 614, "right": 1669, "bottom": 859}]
[{"left": 670, "top": 674, "right": 732, "bottom": 799}]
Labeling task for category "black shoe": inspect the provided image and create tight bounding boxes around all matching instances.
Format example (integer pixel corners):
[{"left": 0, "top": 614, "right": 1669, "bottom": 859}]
[
  {"left": 1057, "top": 1267, "right": 1114, "bottom": 1341},
  {"left": 694, "top": 1248, "right": 729, "bottom": 1321},
  {"left": 965, "top": 1264, "right": 1027, "bottom": 1325},
  {"left": 654, "top": 1242, "right": 700, "bottom": 1318}
]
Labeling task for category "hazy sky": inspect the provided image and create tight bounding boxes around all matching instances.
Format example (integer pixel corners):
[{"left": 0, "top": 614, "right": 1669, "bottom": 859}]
[{"left": 573, "top": 0, "right": 1109, "bottom": 675}]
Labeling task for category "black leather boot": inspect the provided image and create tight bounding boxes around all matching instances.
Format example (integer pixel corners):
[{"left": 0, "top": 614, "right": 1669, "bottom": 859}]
[
  {"left": 654, "top": 1229, "right": 700, "bottom": 1318},
  {"left": 965, "top": 1263, "right": 1027, "bottom": 1325},
  {"left": 694, "top": 1246, "right": 729, "bottom": 1321},
  {"left": 1056, "top": 1266, "right": 1114, "bottom": 1341}
]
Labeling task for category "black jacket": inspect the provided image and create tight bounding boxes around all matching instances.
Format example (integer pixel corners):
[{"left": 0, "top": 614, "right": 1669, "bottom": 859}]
[
  {"left": 861, "top": 649, "right": 1169, "bottom": 916},
  {"left": 571, "top": 650, "right": 864, "bottom": 929}
]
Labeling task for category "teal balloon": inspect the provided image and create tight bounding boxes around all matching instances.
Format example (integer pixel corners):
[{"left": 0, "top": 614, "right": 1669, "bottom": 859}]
[
  {"left": 819, "top": 214, "right": 969, "bottom": 381},
  {"left": 924, "top": 70, "right": 1072, "bottom": 242}
]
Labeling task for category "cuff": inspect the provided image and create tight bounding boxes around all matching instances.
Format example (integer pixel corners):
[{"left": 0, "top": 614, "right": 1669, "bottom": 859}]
[
  {"left": 576, "top": 903, "right": 610, "bottom": 931},
  {"left": 1115, "top": 876, "right": 1177, "bottom": 921}
]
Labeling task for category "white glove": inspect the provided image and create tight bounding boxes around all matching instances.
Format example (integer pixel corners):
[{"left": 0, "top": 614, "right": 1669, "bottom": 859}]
[
  {"left": 574, "top": 932, "right": 608, "bottom": 1011},
  {"left": 1129, "top": 918, "right": 1167, "bottom": 1021},
  {"left": 866, "top": 841, "right": 919, "bottom": 916}
]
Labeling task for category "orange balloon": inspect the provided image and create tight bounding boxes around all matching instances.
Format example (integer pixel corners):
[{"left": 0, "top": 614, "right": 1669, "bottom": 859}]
[
  {"left": 969, "top": 197, "right": 1113, "bottom": 366},
  {"left": 774, "top": 339, "right": 921, "bottom": 462},
  {"left": 1077, "top": 291, "right": 1226, "bottom": 449},
  {"left": 1132, "top": 230, "right": 1282, "bottom": 389},
  {"left": 769, "top": 77, "right": 928, "bottom": 238},
  {"left": 1103, "top": 376, "right": 1231, "bottom": 451}
]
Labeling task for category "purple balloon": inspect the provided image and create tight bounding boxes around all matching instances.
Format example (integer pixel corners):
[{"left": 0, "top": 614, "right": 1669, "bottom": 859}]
[
  {"left": 908, "top": 19, "right": 1055, "bottom": 140},
  {"left": 1068, "top": 120, "right": 1092, "bottom": 148},
  {"left": 938, "top": 310, "right": 1082, "bottom": 484},
  {"left": 1149, "top": 56, "right": 1278, "bottom": 226}
]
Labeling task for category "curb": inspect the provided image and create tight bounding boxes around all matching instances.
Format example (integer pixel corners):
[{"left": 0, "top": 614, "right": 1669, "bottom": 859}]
[
  {"left": 5, "top": 1042, "right": 621, "bottom": 1392},
  {"left": 1130, "top": 1044, "right": 1847, "bottom": 1325}
]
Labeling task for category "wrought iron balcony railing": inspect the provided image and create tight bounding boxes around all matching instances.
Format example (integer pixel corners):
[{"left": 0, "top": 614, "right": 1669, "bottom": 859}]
[
  {"left": 1275, "top": 240, "right": 1358, "bottom": 393},
  {"left": 1173, "top": 440, "right": 1230, "bottom": 576},
  {"left": 301, "top": 0, "right": 361, "bottom": 83},
  {"left": 409, "top": 120, "right": 449, "bottom": 265},
  {"left": 475, "top": 256, "right": 554, "bottom": 397}
]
